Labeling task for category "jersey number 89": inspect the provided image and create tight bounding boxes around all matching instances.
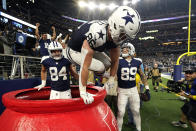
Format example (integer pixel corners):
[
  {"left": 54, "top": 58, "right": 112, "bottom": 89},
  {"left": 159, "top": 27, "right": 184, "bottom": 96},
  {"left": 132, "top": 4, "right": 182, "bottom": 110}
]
[
  {"left": 121, "top": 67, "right": 137, "bottom": 81},
  {"left": 49, "top": 67, "right": 67, "bottom": 81}
]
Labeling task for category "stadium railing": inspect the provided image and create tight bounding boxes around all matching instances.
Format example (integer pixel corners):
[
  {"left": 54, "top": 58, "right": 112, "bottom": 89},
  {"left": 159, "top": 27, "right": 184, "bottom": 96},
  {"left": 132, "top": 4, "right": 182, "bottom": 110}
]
[{"left": 0, "top": 53, "right": 41, "bottom": 80}]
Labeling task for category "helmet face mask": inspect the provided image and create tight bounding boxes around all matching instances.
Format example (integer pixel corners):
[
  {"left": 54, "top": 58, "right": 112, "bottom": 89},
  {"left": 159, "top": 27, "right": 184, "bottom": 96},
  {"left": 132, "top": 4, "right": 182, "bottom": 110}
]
[
  {"left": 111, "top": 30, "right": 131, "bottom": 46},
  {"left": 108, "top": 6, "right": 141, "bottom": 46},
  {"left": 121, "top": 52, "right": 129, "bottom": 58},
  {"left": 48, "top": 42, "right": 63, "bottom": 60},
  {"left": 118, "top": 32, "right": 130, "bottom": 45},
  {"left": 50, "top": 50, "right": 62, "bottom": 60},
  {"left": 121, "top": 47, "right": 130, "bottom": 58},
  {"left": 113, "top": 34, "right": 128, "bottom": 46}
]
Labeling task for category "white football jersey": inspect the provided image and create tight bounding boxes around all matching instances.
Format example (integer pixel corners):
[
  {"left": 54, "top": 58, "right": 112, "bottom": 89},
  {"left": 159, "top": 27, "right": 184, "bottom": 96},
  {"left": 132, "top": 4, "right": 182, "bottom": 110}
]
[{"left": 68, "top": 20, "right": 117, "bottom": 52}]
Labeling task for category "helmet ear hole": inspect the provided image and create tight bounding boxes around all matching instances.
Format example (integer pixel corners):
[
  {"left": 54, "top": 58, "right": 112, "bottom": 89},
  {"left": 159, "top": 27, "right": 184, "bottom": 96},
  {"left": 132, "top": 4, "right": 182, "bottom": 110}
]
[{"left": 114, "top": 23, "right": 117, "bottom": 30}]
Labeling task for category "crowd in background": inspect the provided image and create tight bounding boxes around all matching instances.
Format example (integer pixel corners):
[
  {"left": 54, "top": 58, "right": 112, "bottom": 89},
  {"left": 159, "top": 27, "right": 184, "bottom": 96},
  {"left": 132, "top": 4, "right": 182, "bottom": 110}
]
[
  {"left": 0, "top": 9, "right": 196, "bottom": 74},
  {"left": 136, "top": 43, "right": 196, "bottom": 53},
  {"left": 139, "top": 53, "right": 196, "bottom": 73},
  {"left": 0, "top": 18, "right": 196, "bottom": 73}
]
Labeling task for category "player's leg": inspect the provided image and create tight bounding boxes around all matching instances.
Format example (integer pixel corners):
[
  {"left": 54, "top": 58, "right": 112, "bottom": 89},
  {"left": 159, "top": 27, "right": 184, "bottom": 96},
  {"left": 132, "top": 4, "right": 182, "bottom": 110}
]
[
  {"left": 127, "top": 101, "right": 135, "bottom": 126},
  {"left": 66, "top": 47, "right": 106, "bottom": 73},
  {"left": 93, "top": 51, "right": 111, "bottom": 70},
  {"left": 152, "top": 77, "right": 156, "bottom": 90},
  {"left": 117, "top": 88, "right": 129, "bottom": 131},
  {"left": 59, "top": 89, "right": 72, "bottom": 99},
  {"left": 128, "top": 87, "right": 141, "bottom": 131},
  {"left": 155, "top": 78, "right": 159, "bottom": 91}
]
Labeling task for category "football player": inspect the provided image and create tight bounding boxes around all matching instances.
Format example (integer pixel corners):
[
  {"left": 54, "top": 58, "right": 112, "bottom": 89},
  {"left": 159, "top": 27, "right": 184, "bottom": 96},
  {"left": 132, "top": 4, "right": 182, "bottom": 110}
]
[
  {"left": 66, "top": 6, "right": 141, "bottom": 104},
  {"left": 117, "top": 42, "right": 149, "bottom": 131},
  {"left": 34, "top": 41, "right": 78, "bottom": 100}
]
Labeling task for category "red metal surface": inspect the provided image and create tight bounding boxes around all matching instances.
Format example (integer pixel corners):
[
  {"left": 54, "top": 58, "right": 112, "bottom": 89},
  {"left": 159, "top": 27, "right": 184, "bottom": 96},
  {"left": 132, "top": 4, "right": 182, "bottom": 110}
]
[{"left": 0, "top": 86, "right": 118, "bottom": 131}]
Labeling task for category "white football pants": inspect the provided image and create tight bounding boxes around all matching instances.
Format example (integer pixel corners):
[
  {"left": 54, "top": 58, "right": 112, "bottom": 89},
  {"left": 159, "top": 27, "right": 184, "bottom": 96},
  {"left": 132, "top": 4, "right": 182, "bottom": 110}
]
[
  {"left": 49, "top": 89, "right": 72, "bottom": 100},
  {"left": 65, "top": 47, "right": 111, "bottom": 73},
  {"left": 117, "top": 87, "right": 141, "bottom": 131}
]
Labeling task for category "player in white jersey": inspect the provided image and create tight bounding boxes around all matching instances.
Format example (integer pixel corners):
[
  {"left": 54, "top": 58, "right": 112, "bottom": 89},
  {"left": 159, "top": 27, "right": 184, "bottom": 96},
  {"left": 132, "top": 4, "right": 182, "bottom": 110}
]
[
  {"left": 66, "top": 6, "right": 141, "bottom": 104},
  {"left": 117, "top": 42, "right": 150, "bottom": 131},
  {"left": 34, "top": 41, "right": 78, "bottom": 100}
]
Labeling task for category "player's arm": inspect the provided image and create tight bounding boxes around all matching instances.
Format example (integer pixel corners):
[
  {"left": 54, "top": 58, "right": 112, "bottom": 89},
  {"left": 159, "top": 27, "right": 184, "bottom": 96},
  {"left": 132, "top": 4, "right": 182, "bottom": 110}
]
[
  {"left": 109, "top": 47, "right": 120, "bottom": 77},
  {"left": 80, "top": 40, "right": 94, "bottom": 88},
  {"left": 70, "top": 64, "right": 79, "bottom": 80},
  {"left": 178, "top": 78, "right": 185, "bottom": 82},
  {"left": 34, "top": 64, "right": 47, "bottom": 91},
  {"left": 79, "top": 40, "right": 95, "bottom": 104},
  {"left": 178, "top": 91, "right": 196, "bottom": 100},
  {"left": 35, "top": 23, "right": 40, "bottom": 40},
  {"left": 138, "top": 66, "right": 149, "bottom": 90},
  {"left": 51, "top": 26, "right": 56, "bottom": 41},
  {"left": 64, "top": 34, "right": 69, "bottom": 44},
  {"left": 103, "top": 47, "right": 120, "bottom": 90},
  {"left": 41, "top": 64, "right": 47, "bottom": 81}
]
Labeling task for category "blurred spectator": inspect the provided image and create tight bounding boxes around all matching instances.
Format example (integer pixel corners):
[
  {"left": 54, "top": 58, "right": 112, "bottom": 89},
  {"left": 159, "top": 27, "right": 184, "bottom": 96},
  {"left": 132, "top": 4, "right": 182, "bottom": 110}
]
[
  {"left": 35, "top": 23, "right": 56, "bottom": 57},
  {"left": 30, "top": 42, "right": 40, "bottom": 57}
]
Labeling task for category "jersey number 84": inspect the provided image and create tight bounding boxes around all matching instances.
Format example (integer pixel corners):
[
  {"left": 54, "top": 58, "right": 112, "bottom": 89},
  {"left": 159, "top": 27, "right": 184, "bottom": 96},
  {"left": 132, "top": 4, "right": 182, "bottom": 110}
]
[{"left": 49, "top": 66, "right": 67, "bottom": 81}]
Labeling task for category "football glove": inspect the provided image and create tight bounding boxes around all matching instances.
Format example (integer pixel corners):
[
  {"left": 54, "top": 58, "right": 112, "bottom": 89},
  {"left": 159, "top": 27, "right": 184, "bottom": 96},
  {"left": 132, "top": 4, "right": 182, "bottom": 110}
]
[
  {"left": 140, "top": 89, "right": 151, "bottom": 102},
  {"left": 104, "top": 76, "right": 115, "bottom": 90},
  {"left": 34, "top": 80, "right": 46, "bottom": 91},
  {"left": 80, "top": 91, "right": 95, "bottom": 104}
]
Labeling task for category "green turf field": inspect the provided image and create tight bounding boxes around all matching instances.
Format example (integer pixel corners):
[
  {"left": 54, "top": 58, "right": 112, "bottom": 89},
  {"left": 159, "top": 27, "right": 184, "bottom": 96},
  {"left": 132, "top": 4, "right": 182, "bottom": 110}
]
[{"left": 119, "top": 78, "right": 192, "bottom": 131}]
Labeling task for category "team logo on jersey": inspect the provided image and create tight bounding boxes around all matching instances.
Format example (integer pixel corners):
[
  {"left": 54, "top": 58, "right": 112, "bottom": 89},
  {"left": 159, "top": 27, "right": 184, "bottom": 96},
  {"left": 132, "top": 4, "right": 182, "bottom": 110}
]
[{"left": 97, "top": 30, "right": 105, "bottom": 40}]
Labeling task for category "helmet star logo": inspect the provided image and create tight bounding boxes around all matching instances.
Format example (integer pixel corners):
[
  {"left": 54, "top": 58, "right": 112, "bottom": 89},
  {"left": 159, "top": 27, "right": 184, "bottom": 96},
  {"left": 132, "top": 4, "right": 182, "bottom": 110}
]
[
  {"left": 97, "top": 30, "right": 105, "bottom": 40},
  {"left": 122, "top": 12, "right": 135, "bottom": 25}
]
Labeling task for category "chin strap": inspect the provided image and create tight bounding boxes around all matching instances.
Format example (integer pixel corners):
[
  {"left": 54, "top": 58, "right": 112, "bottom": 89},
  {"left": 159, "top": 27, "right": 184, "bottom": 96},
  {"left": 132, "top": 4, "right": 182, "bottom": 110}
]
[
  {"left": 53, "top": 55, "right": 63, "bottom": 60},
  {"left": 122, "top": 53, "right": 129, "bottom": 58}
]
